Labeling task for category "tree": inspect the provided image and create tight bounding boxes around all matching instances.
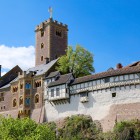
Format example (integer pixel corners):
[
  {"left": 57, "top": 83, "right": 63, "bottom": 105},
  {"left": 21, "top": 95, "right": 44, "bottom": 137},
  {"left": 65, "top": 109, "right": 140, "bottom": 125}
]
[
  {"left": 0, "top": 116, "right": 55, "bottom": 140},
  {"left": 56, "top": 45, "right": 94, "bottom": 78},
  {"left": 57, "top": 115, "right": 101, "bottom": 140}
]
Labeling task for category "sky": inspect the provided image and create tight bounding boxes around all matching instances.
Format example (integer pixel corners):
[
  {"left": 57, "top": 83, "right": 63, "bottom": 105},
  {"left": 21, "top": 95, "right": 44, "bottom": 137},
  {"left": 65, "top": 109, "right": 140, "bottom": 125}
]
[{"left": 0, "top": 0, "right": 140, "bottom": 75}]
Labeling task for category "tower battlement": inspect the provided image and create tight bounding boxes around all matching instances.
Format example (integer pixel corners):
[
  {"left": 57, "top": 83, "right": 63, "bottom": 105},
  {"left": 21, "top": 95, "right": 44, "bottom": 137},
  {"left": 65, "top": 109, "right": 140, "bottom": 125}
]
[{"left": 35, "top": 18, "right": 68, "bottom": 32}]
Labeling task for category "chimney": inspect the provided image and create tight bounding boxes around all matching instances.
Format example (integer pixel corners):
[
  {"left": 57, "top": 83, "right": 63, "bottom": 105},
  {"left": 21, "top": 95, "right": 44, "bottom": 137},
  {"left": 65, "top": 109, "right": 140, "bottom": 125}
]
[
  {"left": 116, "top": 63, "right": 123, "bottom": 69},
  {"left": 0, "top": 65, "right": 1, "bottom": 77}
]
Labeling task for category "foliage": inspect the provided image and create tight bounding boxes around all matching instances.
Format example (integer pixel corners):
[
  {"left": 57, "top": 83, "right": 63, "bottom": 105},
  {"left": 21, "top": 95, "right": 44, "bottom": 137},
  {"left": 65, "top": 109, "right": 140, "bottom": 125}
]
[
  {"left": 0, "top": 116, "right": 55, "bottom": 140},
  {"left": 97, "top": 119, "right": 140, "bottom": 140},
  {"left": 0, "top": 115, "right": 140, "bottom": 140},
  {"left": 97, "top": 132, "right": 116, "bottom": 140},
  {"left": 56, "top": 45, "right": 94, "bottom": 78},
  {"left": 114, "top": 120, "right": 140, "bottom": 140},
  {"left": 57, "top": 115, "right": 101, "bottom": 140}
]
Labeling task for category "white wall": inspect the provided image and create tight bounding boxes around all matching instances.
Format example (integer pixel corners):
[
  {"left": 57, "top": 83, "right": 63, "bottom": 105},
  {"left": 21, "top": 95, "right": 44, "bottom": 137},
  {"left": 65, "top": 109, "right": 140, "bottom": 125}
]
[
  {"left": 45, "top": 84, "right": 140, "bottom": 122},
  {"left": 44, "top": 73, "right": 140, "bottom": 131}
]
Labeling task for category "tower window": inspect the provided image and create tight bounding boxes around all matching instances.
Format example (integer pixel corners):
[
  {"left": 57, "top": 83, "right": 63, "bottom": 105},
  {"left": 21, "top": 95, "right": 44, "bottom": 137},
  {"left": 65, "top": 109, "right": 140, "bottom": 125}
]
[
  {"left": 41, "top": 30, "right": 44, "bottom": 37},
  {"left": 56, "top": 30, "right": 62, "bottom": 37},
  {"left": 41, "top": 56, "right": 43, "bottom": 61},
  {"left": 41, "top": 43, "right": 44, "bottom": 49}
]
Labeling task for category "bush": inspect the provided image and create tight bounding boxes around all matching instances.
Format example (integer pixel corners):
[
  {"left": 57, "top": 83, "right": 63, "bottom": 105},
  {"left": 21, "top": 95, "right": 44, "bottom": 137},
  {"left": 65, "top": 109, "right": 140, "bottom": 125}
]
[{"left": 0, "top": 116, "right": 55, "bottom": 140}]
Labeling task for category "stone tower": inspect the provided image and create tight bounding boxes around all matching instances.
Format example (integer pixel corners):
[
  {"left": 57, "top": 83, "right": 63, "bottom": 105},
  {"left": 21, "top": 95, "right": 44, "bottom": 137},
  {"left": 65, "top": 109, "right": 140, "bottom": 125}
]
[{"left": 35, "top": 18, "right": 68, "bottom": 66}]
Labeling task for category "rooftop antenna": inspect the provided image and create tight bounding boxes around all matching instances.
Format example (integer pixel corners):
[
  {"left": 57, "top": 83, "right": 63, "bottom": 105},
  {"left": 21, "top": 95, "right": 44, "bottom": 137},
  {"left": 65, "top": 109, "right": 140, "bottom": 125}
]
[{"left": 48, "top": 7, "right": 53, "bottom": 18}]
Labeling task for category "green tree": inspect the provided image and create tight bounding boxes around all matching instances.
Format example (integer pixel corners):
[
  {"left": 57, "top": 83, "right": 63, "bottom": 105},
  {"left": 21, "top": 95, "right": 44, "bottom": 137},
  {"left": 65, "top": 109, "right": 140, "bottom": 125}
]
[
  {"left": 57, "top": 115, "right": 101, "bottom": 140},
  {"left": 56, "top": 45, "right": 94, "bottom": 78},
  {"left": 0, "top": 116, "right": 55, "bottom": 140}
]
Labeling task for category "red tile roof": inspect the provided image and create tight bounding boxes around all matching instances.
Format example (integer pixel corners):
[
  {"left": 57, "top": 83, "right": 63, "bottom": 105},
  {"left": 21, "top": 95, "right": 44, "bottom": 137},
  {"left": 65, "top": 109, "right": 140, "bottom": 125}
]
[{"left": 72, "top": 62, "right": 140, "bottom": 85}]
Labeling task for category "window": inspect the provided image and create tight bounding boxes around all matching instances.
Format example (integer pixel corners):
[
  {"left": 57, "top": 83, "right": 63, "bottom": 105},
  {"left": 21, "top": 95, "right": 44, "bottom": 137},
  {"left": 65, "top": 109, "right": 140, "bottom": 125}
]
[
  {"left": 19, "top": 96, "right": 23, "bottom": 105},
  {"left": 35, "top": 94, "right": 39, "bottom": 103},
  {"left": 112, "top": 92, "right": 116, "bottom": 98},
  {"left": 47, "top": 80, "right": 49, "bottom": 84},
  {"left": 13, "top": 99, "right": 17, "bottom": 107},
  {"left": 56, "top": 30, "right": 62, "bottom": 37},
  {"left": 0, "top": 93, "right": 4, "bottom": 101},
  {"left": 41, "top": 43, "right": 44, "bottom": 49},
  {"left": 104, "top": 77, "right": 110, "bottom": 83},
  {"left": 56, "top": 88, "right": 60, "bottom": 96},
  {"left": 34, "top": 81, "right": 41, "bottom": 88},
  {"left": 12, "top": 86, "right": 18, "bottom": 92},
  {"left": 41, "top": 30, "right": 44, "bottom": 37},
  {"left": 25, "top": 98, "right": 30, "bottom": 106},
  {"left": 51, "top": 89, "right": 54, "bottom": 97},
  {"left": 20, "top": 84, "right": 23, "bottom": 89},
  {"left": 25, "top": 83, "right": 31, "bottom": 89},
  {"left": 41, "top": 56, "right": 43, "bottom": 61}
]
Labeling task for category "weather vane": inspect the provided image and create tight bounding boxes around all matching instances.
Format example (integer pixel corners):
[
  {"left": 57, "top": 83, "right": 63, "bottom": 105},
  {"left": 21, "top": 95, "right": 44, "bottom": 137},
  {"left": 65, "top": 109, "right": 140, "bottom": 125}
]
[{"left": 48, "top": 7, "right": 53, "bottom": 18}]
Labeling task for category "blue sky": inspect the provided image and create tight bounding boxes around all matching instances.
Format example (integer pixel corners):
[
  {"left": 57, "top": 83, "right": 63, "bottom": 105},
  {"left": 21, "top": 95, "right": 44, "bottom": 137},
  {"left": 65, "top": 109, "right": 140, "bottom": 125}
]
[{"left": 0, "top": 0, "right": 140, "bottom": 74}]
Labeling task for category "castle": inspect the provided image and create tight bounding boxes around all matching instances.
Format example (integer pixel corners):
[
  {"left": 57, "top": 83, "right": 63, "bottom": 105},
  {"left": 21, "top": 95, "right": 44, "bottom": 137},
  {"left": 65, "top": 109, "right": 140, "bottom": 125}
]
[{"left": 0, "top": 17, "right": 140, "bottom": 132}]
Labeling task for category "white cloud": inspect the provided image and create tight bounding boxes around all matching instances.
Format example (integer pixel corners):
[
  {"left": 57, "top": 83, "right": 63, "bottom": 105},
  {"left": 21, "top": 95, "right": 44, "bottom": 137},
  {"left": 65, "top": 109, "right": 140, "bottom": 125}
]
[{"left": 0, "top": 45, "right": 35, "bottom": 73}]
